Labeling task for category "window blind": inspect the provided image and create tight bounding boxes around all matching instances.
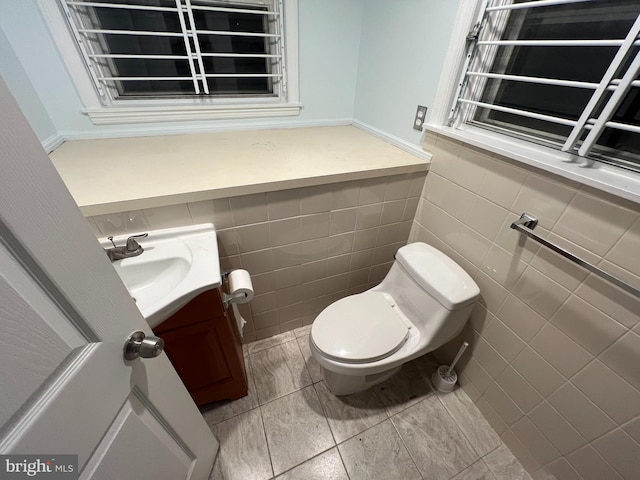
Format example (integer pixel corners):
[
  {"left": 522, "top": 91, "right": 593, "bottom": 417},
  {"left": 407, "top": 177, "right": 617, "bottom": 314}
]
[
  {"left": 61, "top": 0, "right": 285, "bottom": 101},
  {"left": 450, "top": 0, "right": 640, "bottom": 171}
]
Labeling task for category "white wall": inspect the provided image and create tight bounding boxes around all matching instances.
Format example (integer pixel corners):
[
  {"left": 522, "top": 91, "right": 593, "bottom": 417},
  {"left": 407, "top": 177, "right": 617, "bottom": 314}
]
[
  {"left": 0, "top": 15, "right": 58, "bottom": 143},
  {"left": 353, "top": 0, "right": 460, "bottom": 144},
  {"left": 0, "top": 0, "right": 462, "bottom": 145},
  {"left": 0, "top": 0, "right": 364, "bottom": 139}
]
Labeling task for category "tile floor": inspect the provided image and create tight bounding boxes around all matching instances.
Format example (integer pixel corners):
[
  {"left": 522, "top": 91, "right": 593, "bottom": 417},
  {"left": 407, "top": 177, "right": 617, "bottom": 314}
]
[{"left": 202, "top": 326, "right": 532, "bottom": 480}]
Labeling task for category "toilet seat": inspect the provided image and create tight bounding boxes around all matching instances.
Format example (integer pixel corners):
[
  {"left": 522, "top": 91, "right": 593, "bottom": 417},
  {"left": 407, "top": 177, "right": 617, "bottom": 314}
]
[{"left": 311, "top": 292, "right": 410, "bottom": 364}]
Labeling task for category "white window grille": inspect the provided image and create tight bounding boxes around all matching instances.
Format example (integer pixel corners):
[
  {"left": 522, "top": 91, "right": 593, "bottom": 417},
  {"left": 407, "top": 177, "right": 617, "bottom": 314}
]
[
  {"left": 60, "top": 0, "right": 287, "bottom": 104},
  {"left": 450, "top": 0, "right": 640, "bottom": 172}
]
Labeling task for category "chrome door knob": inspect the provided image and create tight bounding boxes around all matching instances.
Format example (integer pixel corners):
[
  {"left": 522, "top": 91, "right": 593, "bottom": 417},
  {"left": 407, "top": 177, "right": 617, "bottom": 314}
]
[{"left": 124, "top": 331, "right": 165, "bottom": 360}]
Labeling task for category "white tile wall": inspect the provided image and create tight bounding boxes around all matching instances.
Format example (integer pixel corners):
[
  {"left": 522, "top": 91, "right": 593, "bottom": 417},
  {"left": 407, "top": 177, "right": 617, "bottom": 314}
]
[
  {"left": 414, "top": 132, "right": 640, "bottom": 479},
  {"left": 89, "top": 173, "right": 425, "bottom": 342}
]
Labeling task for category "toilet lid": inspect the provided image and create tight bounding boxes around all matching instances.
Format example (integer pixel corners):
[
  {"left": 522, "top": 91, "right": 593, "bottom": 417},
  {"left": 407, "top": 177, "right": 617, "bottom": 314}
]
[{"left": 311, "top": 292, "right": 410, "bottom": 363}]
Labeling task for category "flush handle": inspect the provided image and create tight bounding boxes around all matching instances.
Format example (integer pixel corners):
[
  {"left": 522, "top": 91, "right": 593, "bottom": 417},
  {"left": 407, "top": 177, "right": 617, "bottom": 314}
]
[{"left": 123, "top": 331, "right": 164, "bottom": 360}]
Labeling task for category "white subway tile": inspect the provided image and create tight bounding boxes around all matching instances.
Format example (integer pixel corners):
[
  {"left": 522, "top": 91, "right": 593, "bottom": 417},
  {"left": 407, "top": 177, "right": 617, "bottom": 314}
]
[
  {"left": 475, "top": 396, "right": 508, "bottom": 435},
  {"left": 529, "top": 401, "right": 586, "bottom": 455},
  {"left": 480, "top": 244, "right": 528, "bottom": 290},
  {"left": 269, "top": 217, "right": 301, "bottom": 247},
  {"left": 566, "top": 445, "right": 622, "bottom": 480},
  {"left": 496, "top": 295, "right": 546, "bottom": 342},
  {"left": 600, "top": 331, "right": 640, "bottom": 392},
  {"left": 496, "top": 367, "right": 543, "bottom": 414},
  {"left": 593, "top": 428, "right": 640, "bottom": 480},
  {"left": 329, "top": 208, "right": 357, "bottom": 235},
  {"left": 511, "top": 417, "right": 559, "bottom": 465},
  {"left": 478, "top": 156, "right": 528, "bottom": 210},
  {"left": 230, "top": 193, "right": 268, "bottom": 226},
  {"left": 530, "top": 233, "right": 595, "bottom": 291},
  {"left": 357, "top": 177, "right": 386, "bottom": 205},
  {"left": 301, "top": 185, "right": 332, "bottom": 214},
  {"left": 380, "top": 200, "right": 406, "bottom": 224},
  {"left": 512, "top": 267, "right": 570, "bottom": 319},
  {"left": 300, "top": 237, "right": 329, "bottom": 262},
  {"left": 384, "top": 174, "right": 412, "bottom": 201},
  {"left": 548, "top": 383, "right": 616, "bottom": 442},
  {"left": 622, "top": 416, "right": 640, "bottom": 445},
  {"left": 606, "top": 217, "right": 640, "bottom": 278},
  {"left": 300, "top": 213, "right": 330, "bottom": 240},
  {"left": 512, "top": 347, "right": 565, "bottom": 398},
  {"left": 355, "top": 203, "right": 383, "bottom": 230},
  {"left": 553, "top": 192, "right": 637, "bottom": 257},
  {"left": 511, "top": 174, "right": 576, "bottom": 230},
  {"left": 482, "top": 383, "right": 524, "bottom": 426},
  {"left": 530, "top": 323, "right": 592, "bottom": 378},
  {"left": 267, "top": 189, "right": 301, "bottom": 220},
  {"left": 143, "top": 204, "right": 191, "bottom": 229},
  {"left": 331, "top": 181, "right": 360, "bottom": 210},
  {"left": 550, "top": 295, "right": 626, "bottom": 356},
  {"left": 301, "top": 260, "right": 327, "bottom": 283},
  {"left": 235, "top": 222, "right": 270, "bottom": 252},
  {"left": 575, "top": 273, "right": 640, "bottom": 329},
  {"left": 572, "top": 360, "right": 640, "bottom": 425},
  {"left": 471, "top": 271, "right": 509, "bottom": 315},
  {"left": 484, "top": 319, "right": 526, "bottom": 363},
  {"left": 327, "top": 232, "right": 354, "bottom": 257}
]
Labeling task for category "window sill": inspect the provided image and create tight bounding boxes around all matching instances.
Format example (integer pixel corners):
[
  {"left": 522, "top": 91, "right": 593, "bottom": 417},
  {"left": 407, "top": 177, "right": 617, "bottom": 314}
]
[
  {"left": 83, "top": 102, "right": 303, "bottom": 125},
  {"left": 424, "top": 123, "right": 640, "bottom": 206},
  {"left": 49, "top": 125, "right": 429, "bottom": 216}
]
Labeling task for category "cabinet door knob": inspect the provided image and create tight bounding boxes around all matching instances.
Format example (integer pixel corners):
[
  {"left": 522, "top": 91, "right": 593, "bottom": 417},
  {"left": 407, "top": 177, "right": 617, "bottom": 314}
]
[{"left": 123, "top": 331, "right": 165, "bottom": 360}]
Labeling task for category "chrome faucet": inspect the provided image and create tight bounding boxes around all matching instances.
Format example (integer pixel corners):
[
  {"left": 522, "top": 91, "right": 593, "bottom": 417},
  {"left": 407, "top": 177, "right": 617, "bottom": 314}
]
[{"left": 105, "top": 233, "right": 148, "bottom": 262}]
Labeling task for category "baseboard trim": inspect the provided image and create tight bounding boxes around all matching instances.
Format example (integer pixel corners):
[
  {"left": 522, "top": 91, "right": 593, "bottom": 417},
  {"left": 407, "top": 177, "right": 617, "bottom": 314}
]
[
  {"left": 41, "top": 133, "right": 65, "bottom": 153},
  {"left": 59, "top": 118, "right": 353, "bottom": 141},
  {"left": 350, "top": 120, "right": 432, "bottom": 162}
]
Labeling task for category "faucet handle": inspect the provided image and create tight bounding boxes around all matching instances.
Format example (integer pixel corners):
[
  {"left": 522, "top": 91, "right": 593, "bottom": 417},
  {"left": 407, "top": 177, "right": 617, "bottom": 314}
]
[
  {"left": 126, "top": 233, "right": 148, "bottom": 252},
  {"left": 107, "top": 236, "right": 117, "bottom": 248}
]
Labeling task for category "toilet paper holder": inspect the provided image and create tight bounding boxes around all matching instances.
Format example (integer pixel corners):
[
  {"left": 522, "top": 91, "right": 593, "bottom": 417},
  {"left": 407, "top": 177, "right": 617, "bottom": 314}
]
[
  {"left": 222, "top": 291, "right": 249, "bottom": 309},
  {"left": 221, "top": 269, "right": 254, "bottom": 309}
]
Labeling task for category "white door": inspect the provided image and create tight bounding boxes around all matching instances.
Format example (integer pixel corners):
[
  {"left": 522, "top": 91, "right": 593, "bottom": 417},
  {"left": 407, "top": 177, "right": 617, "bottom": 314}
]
[{"left": 0, "top": 78, "right": 218, "bottom": 479}]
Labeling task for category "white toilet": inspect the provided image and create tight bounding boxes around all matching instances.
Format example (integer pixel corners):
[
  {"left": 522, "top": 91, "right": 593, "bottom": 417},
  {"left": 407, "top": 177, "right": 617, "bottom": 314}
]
[{"left": 310, "top": 242, "right": 480, "bottom": 395}]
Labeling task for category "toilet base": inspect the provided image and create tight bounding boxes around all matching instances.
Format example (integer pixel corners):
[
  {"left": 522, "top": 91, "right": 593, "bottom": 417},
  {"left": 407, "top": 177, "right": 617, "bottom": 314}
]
[{"left": 322, "top": 365, "right": 402, "bottom": 396}]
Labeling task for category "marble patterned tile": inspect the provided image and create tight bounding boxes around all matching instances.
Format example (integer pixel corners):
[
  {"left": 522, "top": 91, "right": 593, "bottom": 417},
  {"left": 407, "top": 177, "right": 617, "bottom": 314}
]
[
  {"left": 246, "top": 330, "right": 296, "bottom": 354},
  {"left": 338, "top": 419, "right": 421, "bottom": 480},
  {"left": 202, "top": 354, "right": 259, "bottom": 425},
  {"left": 437, "top": 388, "right": 502, "bottom": 457},
  {"left": 296, "top": 335, "right": 324, "bottom": 383},
  {"left": 210, "top": 409, "right": 272, "bottom": 480},
  {"left": 314, "top": 381, "right": 388, "bottom": 443},
  {"left": 391, "top": 395, "right": 479, "bottom": 480},
  {"left": 372, "top": 358, "right": 435, "bottom": 416},
  {"left": 275, "top": 448, "right": 348, "bottom": 480},
  {"left": 293, "top": 324, "right": 312, "bottom": 338},
  {"left": 451, "top": 460, "right": 497, "bottom": 480},
  {"left": 251, "top": 339, "right": 312, "bottom": 404},
  {"left": 261, "top": 386, "right": 335, "bottom": 475},
  {"left": 483, "top": 444, "right": 532, "bottom": 480}
]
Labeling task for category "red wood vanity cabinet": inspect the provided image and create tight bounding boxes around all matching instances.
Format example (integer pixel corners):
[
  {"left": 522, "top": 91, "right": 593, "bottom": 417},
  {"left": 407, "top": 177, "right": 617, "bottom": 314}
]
[{"left": 153, "top": 287, "right": 248, "bottom": 406}]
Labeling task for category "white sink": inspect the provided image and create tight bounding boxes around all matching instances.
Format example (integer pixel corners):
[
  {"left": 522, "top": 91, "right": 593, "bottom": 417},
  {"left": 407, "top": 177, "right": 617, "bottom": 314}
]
[{"left": 101, "top": 224, "right": 221, "bottom": 328}]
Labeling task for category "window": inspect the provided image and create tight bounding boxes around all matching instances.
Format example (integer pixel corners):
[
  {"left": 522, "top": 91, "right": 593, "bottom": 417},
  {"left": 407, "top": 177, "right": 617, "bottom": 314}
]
[
  {"left": 450, "top": 0, "right": 640, "bottom": 172},
  {"left": 40, "top": 0, "right": 300, "bottom": 123}
]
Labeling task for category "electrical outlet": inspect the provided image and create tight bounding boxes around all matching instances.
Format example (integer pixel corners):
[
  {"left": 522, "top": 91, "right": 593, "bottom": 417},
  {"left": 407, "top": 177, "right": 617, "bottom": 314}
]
[{"left": 413, "top": 105, "right": 428, "bottom": 131}]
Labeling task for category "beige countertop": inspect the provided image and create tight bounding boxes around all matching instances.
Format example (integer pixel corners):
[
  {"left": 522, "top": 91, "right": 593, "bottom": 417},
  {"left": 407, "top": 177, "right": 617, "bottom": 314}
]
[{"left": 50, "top": 125, "right": 429, "bottom": 216}]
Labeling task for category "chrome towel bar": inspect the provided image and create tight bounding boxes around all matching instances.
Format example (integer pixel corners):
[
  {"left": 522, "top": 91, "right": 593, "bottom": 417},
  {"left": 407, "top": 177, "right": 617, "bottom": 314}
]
[{"left": 510, "top": 213, "right": 640, "bottom": 299}]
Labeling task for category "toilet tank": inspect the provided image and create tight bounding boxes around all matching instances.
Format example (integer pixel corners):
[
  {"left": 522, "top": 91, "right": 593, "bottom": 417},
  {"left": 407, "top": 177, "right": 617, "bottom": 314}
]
[
  {"left": 394, "top": 242, "right": 480, "bottom": 310},
  {"left": 375, "top": 242, "right": 480, "bottom": 349}
]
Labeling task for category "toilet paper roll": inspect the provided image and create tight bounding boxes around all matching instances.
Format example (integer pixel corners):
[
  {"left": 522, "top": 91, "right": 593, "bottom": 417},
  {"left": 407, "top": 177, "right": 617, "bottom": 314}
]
[
  {"left": 227, "top": 269, "right": 254, "bottom": 304},
  {"left": 231, "top": 303, "right": 247, "bottom": 337}
]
